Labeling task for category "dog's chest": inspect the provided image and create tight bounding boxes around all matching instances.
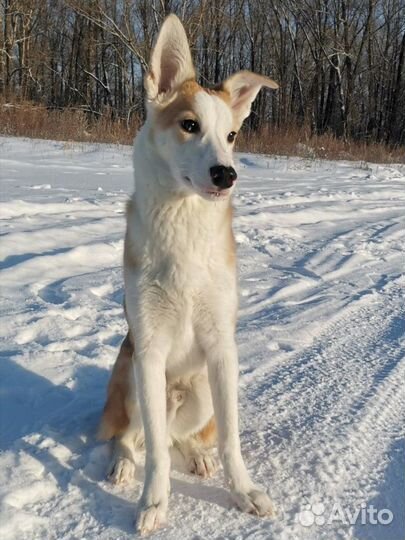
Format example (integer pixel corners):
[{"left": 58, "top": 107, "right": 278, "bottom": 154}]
[
  {"left": 166, "top": 309, "right": 201, "bottom": 375},
  {"left": 144, "top": 198, "right": 225, "bottom": 287},
  {"left": 126, "top": 195, "right": 236, "bottom": 373}
]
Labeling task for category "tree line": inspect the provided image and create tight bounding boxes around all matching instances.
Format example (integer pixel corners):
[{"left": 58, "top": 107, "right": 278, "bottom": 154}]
[{"left": 1, "top": 0, "right": 404, "bottom": 146}]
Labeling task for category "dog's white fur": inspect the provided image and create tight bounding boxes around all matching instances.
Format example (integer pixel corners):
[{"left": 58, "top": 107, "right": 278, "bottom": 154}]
[{"left": 99, "top": 14, "right": 278, "bottom": 535}]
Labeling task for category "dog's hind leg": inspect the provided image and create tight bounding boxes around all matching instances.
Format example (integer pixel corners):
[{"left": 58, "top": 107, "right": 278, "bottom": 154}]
[
  {"left": 170, "top": 375, "right": 219, "bottom": 478},
  {"left": 175, "top": 416, "right": 218, "bottom": 478},
  {"left": 98, "top": 332, "right": 141, "bottom": 484},
  {"left": 107, "top": 430, "right": 137, "bottom": 484}
]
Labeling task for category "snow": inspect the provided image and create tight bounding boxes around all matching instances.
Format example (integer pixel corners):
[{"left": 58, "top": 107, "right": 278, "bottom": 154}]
[{"left": 1, "top": 136, "right": 404, "bottom": 540}]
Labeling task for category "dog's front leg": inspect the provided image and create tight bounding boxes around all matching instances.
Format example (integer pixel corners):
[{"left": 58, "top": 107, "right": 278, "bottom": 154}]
[
  {"left": 207, "top": 337, "right": 274, "bottom": 517},
  {"left": 133, "top": 338, "right": 170, "bottom": 535}
]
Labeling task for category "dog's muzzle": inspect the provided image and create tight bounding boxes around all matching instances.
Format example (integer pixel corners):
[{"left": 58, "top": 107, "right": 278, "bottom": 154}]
[{"left": 210, "top": 165, "right": 237, "bottom": 190}]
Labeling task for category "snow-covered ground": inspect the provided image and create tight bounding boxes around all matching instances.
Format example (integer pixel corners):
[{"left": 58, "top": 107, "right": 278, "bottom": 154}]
[{"left": 0, "top": 136, "right": 404, "bottom": 540}]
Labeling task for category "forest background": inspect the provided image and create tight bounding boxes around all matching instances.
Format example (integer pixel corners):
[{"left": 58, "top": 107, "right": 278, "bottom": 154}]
[{"left": 1, "top": 0, "right": 404, "bottom": 162}]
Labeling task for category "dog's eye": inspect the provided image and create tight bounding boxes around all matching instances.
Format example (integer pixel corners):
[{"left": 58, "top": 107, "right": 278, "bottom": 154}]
[
  {"left": 227, "top": 131, "right": 237, "bottom": 143},
  {"left": 180, "top": 119, "right": 200, "bottom": 134}
]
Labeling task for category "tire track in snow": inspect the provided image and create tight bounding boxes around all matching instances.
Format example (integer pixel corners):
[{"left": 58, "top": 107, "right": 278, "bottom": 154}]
[
  {"left": 239, "top": 214, "right": 404, "bottom": 322},
  {"left": 239, "top": 280, "right": 404, "bottom": 539}
]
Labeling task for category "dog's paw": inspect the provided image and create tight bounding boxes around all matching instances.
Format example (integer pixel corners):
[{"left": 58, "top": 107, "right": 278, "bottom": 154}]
[
  {"left": 107, "top": 456, "right": 136, "bottom": 485},
  {"left": 135, "top": 501, "right": 168, "bottom": 535},
  {"left": 231, "top": 487, "right": 275, "bottom": 517},
  {"left": 188, "top": 450, "right": 218, "bottom": 479}
]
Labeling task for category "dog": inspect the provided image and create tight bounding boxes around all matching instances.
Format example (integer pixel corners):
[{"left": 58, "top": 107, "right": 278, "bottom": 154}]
[{"left": 98, "top": 14, "right": 279, "bottom": 535}]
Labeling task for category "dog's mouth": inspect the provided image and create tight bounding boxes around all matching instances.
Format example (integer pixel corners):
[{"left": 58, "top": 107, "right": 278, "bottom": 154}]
[
  {"left": 203, "top": 189, "right": 229, "bottom": 198},
  {"left": 183, "top": 176, "right": 230, "bottom": 199}
]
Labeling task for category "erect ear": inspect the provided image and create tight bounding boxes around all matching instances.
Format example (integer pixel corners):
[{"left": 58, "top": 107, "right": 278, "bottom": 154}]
[
  {"left": 222, "top": 71, "right": 279, "bottom": 128},
  {"left": 144, "top": 14, "right": 195, "bottom": 102}
]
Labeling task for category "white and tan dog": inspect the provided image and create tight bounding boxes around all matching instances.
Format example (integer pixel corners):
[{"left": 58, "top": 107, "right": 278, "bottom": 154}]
[{"left": 98, "top": 14, "right": 278, "bottom": 535}]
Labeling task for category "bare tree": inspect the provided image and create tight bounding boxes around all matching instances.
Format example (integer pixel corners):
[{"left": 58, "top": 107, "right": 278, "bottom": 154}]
[{"left": 0, "top": 0, "right": 404, "bottom": 145}]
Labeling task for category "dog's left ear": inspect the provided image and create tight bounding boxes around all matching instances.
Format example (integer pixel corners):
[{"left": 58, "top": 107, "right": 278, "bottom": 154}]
[
  {"left": 145, "top": 14, "right": 195, "bottom": 101},
  {"left": 222, "top": 71, "right": 279, "bottom": 128}
]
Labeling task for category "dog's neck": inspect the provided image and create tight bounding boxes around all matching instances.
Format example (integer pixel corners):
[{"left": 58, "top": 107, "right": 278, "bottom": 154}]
[
  {"left": 132, "top": 122, "right": 232, "bottom": 230},
  {"left": 127, "top": 122, "right": 234, "bottom": 274}
]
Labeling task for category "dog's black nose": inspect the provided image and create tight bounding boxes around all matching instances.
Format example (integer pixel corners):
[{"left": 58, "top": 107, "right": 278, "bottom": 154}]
[{"left": 210, "top": 165, "right": 237, "bottom": 190}]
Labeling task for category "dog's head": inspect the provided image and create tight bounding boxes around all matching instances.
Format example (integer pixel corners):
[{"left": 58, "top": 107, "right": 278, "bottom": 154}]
[{"left": 144, "top": 15, "right": 278, "bottom": 200}]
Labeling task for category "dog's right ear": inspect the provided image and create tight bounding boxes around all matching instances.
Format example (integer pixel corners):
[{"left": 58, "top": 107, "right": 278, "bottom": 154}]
[{"left": 145, "top": 14, "right": 195, "bottom": 102}]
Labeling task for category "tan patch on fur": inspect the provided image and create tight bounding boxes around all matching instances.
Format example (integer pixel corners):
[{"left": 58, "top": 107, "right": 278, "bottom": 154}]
[
  {"left": 124, "top": 231, "right": 138, "bottom": 269},
  {"left": 223, "top": 202, "right": 238, "bottom": 327},
  {"left": 207, "top": 85, "right": 240, "bottom": 133},
  {"left": 156, "top": 79, "right": 202, "bottom": 130},
  {"left": 225, "top": 202, "right": 237, "bottom": 268},
  {"left": 156, "top": 79, "right": 232, "bottom": 133},
  {"left": 181, "top": 79, "right": 204, "bottom": 98},
  {"left": 97, "top": 332, "right": 134, "bottom": 440},
  {"left": 123, "top": 200, "right": 138, "bottom": 269},
  {"left": 126, "top": 199, "right": 133, "bottom": 215},
  {"left": 205, "top": 84, "right": 232, "bottom": 105},
  {"left": 194, "top": 416, "right": 217, "bottom": 448}
]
